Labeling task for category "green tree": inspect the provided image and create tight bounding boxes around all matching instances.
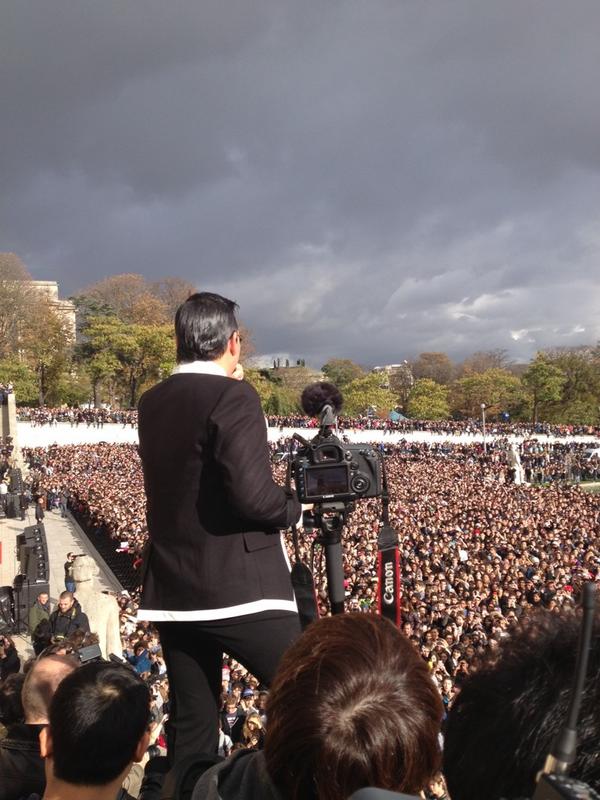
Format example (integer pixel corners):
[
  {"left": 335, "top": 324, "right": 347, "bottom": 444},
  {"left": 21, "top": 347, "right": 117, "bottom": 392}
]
[
  {"left": 522, "top": 355, "right": 567, "bottom": 423},
  {"left": 342, "top": 372, "right": 398, "bottom": 417},
  {"left": 77, "top": 316, "right": 174, "bottom": 407},
  {"left": 244, "top": 368, "right": 274, "bottom": 408},
  {"left": 0, "top": 357, "right": 38, "bottom": 405},
  {"left": 75, "top": 316, "right": 123, "bottom": 406},
  {"left": 407, "top": 379, "right": 450, "bottom": 420},
  {"left": 321, "top": 359, "right": 365, "bottom": 388},
  {"left": 539, "top": 347, "right": 600, "bottom": 424},
  {"left": 450, "top": 368, "right": 525, "bottom": 418}
]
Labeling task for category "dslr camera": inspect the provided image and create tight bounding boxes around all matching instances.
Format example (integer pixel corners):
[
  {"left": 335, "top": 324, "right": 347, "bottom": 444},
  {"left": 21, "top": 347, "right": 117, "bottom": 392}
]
[{"left": 292, "top": 383, "right": 382, "bottom": 505}]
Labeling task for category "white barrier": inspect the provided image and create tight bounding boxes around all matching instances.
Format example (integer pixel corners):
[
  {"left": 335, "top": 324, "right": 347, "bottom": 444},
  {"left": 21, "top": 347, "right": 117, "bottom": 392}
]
[{"left": 17, "top": 421, "right": 599, "bottom": 448}]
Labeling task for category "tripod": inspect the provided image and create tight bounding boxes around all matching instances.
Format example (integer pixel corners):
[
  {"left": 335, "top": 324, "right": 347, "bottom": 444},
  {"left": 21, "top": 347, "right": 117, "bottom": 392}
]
[{"left": 306, "top": 501, "right": 352, "bottom": 616}]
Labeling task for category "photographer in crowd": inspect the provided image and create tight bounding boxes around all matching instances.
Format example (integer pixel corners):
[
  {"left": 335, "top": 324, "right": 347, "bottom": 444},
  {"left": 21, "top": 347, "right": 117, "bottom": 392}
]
[{"left": 136, "top": 292, "right": 302, "bottom": 767}]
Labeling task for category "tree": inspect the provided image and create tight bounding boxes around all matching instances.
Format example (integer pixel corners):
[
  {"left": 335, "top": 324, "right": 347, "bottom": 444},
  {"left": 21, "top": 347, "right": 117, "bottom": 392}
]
[
  {"left": 0, "top": 252, "right": 35, "bottom": 358},
  {"left": 150, "top": 277, "right": 196, "bottom": 319},
  {"left": 522, "top": 355, "right": 567, "bottom": 423},
  {"left": 77, "top": 315, "right": 174, "bottom": 407},
  {"left": 538, "top": 347, "right": 600, "bottom": 424},
  {"left": 450, "top": 368, "right": 525, "bottom": 419},
  {"left": 79, "top": 274, "right": 169, "bottom": 325},
  {"left": 0, "top": 357, "right": 38, "bottom": 405},
  {"left": 411, "top": 352, "right": 455, "bottom": 385},
  {"left": 387, "top": 363, "right": 414, "bottom": 411},
  {"left": 244, "top": 368, "right": 274, "bottom": 409},
  {"left": 321, "top": 359, "right": 365, "bottom": 388},
  {"left": 19, "top": 299, "right": 72, "bottom": 405},
  {"left": 460, "top": 349, "right": 511, "bottom": 375},
  {"left": 342, "top": 372, "right": 399, "bottom": 417},
  {"left": 407, "top": 379, "right": 450, "bottom": 420}
]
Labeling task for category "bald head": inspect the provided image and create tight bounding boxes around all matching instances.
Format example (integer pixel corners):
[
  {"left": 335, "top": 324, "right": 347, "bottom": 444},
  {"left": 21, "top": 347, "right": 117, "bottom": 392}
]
[{"left": 22, "top": 654, "right": 78, "bottom": 724}]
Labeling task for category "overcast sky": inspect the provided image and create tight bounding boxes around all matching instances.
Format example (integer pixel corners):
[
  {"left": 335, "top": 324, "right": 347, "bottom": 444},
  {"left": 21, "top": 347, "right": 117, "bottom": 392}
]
[{"left": 2, "top": 1, "right": 600, "bottom": 367}]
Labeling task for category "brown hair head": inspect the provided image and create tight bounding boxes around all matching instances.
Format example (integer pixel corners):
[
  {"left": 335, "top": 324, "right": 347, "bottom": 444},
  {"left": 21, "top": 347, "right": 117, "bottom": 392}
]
[{"left": 264, "top": 613, "right": 443, "bottom": 799}]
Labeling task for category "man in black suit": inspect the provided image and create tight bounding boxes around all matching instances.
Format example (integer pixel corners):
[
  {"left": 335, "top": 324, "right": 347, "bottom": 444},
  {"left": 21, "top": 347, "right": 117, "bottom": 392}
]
[{"left": 137, "top": 292, "right": 302, "bottom": 766}]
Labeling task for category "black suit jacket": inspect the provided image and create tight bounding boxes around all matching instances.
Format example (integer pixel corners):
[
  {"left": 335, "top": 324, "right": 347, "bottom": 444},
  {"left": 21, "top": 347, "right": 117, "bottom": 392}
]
[{"left": 137, "top": 372, "right": 300, "bottom": 620}]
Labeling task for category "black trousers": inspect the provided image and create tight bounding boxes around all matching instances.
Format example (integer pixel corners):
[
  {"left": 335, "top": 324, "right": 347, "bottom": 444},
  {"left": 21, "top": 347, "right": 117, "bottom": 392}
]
[{"left": 156, "top": 612, "right": 301, "bottom": 766}]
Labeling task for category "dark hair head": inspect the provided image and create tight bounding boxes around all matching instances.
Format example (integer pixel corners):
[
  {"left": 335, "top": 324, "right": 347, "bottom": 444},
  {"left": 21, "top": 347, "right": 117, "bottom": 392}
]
[
  {"left": 443, "top": 607, "right": 600, "bottom": 800},
  {"left": 0, "top": 672, "right": 25, "bottom": 726},
  {"left": 48, "top": 661, "right": 150, "bottom": 785},
  {"left": 174, "top": 292, "right": 238, "bottom": 363},
  {"left": 264, "top": 613, "right": 443, "bottom": 799}
]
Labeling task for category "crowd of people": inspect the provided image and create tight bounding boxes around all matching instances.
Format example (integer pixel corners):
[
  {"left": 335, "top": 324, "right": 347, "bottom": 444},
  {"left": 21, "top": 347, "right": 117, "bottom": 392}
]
[
  {"left": 16, "top": 406, "right": 138, "bottom": 427},
  {"left": 266, "top": 413, "right": 600, "bottom": 438},
  {"left": 16, "top": 405, "right": 600, "bottom": 438},
  {"left": 21, "top": 437, "right": 600, "bottom": 697},
  {"left": 0, "top": 432, "right": 597, "bottom": 798}
]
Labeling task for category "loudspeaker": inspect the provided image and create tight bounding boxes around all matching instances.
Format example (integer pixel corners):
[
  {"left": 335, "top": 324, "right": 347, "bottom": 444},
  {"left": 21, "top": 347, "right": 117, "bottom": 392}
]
[
  {"left": 25, "top": 546, "right": 48, "bottom": 582},
  {"left": 5, "top": 493, "right": 20, "bottom": 518},
  {"left": 19, "top": 524, "right": 48, "bottom": 579},
  {"left": 8, "top": 468, "right": 22, "bottom": 493}
]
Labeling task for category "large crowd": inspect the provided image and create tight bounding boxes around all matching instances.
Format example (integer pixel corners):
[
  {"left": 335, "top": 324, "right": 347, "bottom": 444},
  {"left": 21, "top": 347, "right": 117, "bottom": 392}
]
[
  {"left": 0, "top": 433, "right": 597, "bottom": 798},
  {"left": 16, "top": 406, "right": 600, "bottom": 439},
  {"left": 16, "top": 406, "right": 138, "bottom": 427},
  {"left": 21, "top": 437, "right": 600, "bottom": 693}
]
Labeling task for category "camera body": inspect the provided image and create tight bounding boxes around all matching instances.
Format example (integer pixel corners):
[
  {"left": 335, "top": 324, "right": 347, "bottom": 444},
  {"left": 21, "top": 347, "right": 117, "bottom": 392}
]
[{"left": 293, "top": 430, "right": 382, "bottom": 504}]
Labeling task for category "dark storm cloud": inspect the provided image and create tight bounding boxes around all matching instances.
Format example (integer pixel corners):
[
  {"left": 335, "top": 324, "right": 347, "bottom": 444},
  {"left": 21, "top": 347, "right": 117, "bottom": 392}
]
[{"left": 1, "top": 0, "right": 600, "bottom": 366}]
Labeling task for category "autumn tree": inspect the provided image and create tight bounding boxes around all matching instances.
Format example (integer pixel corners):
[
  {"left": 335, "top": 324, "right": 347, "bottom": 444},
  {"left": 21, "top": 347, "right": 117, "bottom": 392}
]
[
  {"left": 411, "top": 352, "right": 455, "bottom": 385},
  {"left": 0, "top": 252, "right": 36, "bottom": 358},
  {"left": 19, "top": 299, "right": 72, "bottom": 405},
  {"left": 79, "top": 274, "right": 169, "bottom": 325},
  {"left": 407, "top": 379, "right": 450, "bottom": 420},
  {"left": 460, "top": 349, "right": 511, "bottom": 375},
  {"left": 150, "top": 277, "right": 196, "bottom": 319},
  {"left": 387, "top": 363, "right": 414, "bottom": 411}
]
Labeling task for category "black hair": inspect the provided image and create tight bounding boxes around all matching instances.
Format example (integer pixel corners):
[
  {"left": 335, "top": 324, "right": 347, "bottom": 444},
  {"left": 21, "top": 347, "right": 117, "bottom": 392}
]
[
  {"left": 443, "top": 607, "right": 600, "bottom": 799},
  {"left": 0, "top": 672, "right": 25, "bottom": 726},
  {"left": 174, "top": 292, "right": 238, "bottom": 363},
  {"left": 48, "top": 661, "right": 150, "bottom": 786}
]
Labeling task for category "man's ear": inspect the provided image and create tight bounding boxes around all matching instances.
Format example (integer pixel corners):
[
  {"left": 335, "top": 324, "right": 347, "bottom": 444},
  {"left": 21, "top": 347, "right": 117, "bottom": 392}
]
[
  {"left": 134, "top": 729, "right": 151, "bottom": 763},
  {"left": 39, "top": 725, "right": 53, "bottom": 758}
]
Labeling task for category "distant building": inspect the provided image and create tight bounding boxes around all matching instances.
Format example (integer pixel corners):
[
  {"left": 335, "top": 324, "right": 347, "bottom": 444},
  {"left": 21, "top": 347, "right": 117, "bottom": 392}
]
[{"left": 27, "top": 280, "right": 76, "bottom": 341}]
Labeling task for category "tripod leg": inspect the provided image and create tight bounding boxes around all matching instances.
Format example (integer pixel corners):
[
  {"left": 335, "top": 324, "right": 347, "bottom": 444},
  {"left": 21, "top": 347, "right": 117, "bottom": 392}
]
[{"left": 324, "top": 540, "right": 345, "bottom": 615}]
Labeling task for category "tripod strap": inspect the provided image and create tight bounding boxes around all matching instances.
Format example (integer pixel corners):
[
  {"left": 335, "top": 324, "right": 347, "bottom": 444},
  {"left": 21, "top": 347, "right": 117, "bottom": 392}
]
[
  {"left": 377, "top": 451, "right": 401, "bottom": 625},
  {"left": 286, "top": 442, "right": 319, "bottom": 630}
]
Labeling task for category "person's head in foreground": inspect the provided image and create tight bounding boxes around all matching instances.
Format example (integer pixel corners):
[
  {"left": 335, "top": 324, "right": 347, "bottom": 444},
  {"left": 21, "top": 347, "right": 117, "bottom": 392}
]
[
  {"left": 40, "top": 661, "right": 150, "bottom": 799},
  {"left": 443, "top": 606, "right": 600, "bottom": 800},
  {"left": 196, "top": 613, "right": 442, "bottom": 800}
]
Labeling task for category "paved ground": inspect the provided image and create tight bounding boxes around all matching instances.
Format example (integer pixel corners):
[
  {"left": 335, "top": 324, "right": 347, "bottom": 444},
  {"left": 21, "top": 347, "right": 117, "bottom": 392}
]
[{"left": 0, "top": 504, "right": 122, "bottom": 661}]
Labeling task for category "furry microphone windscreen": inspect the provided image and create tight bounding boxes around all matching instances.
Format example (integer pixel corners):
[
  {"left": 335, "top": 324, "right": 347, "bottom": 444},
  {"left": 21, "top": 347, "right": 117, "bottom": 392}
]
[{"left": 300, "top": 382, "right": 344, "bottom": 417}]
